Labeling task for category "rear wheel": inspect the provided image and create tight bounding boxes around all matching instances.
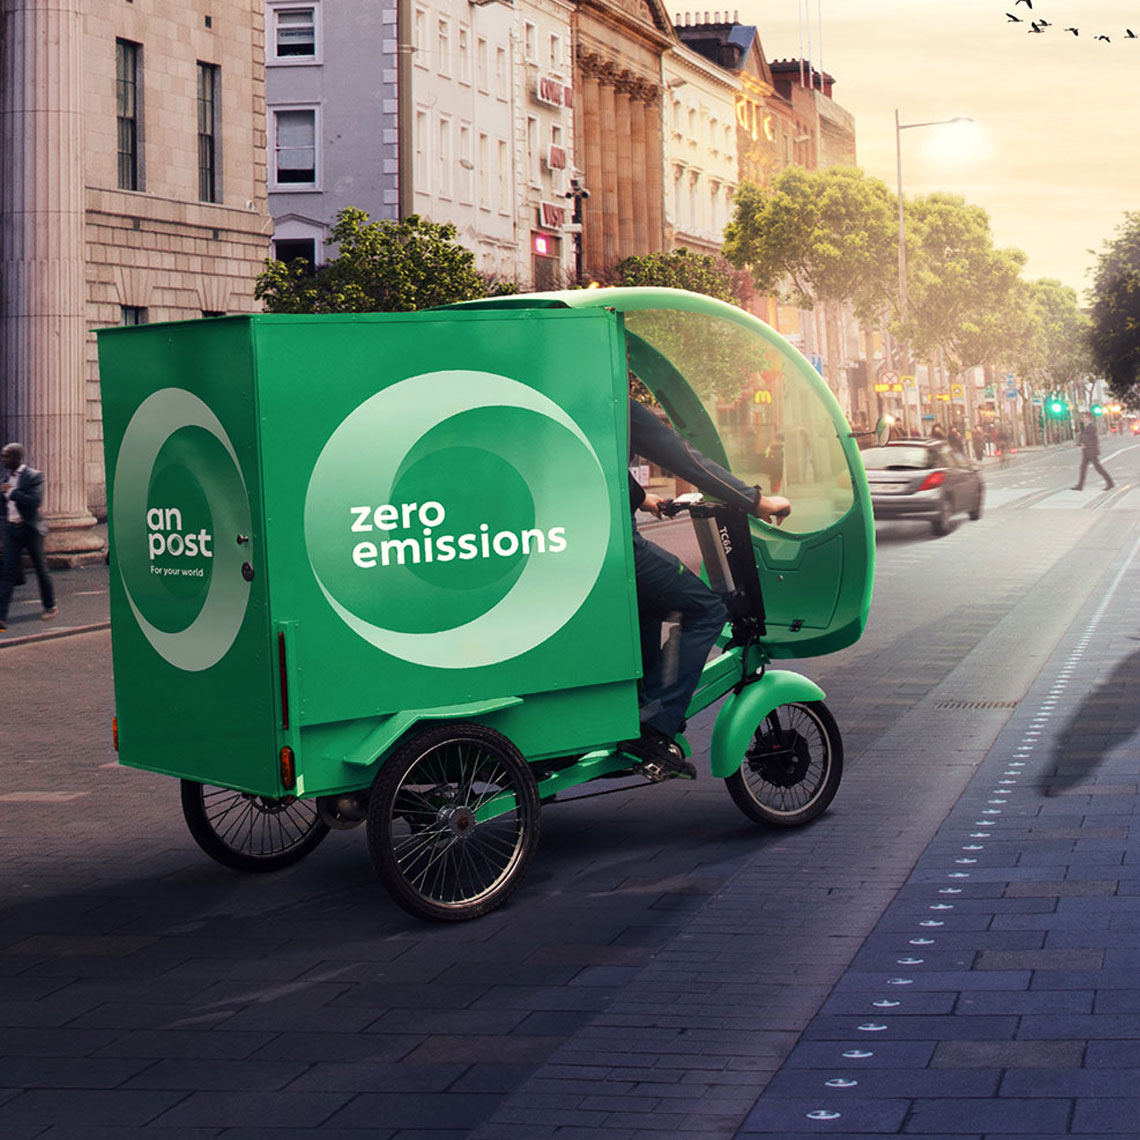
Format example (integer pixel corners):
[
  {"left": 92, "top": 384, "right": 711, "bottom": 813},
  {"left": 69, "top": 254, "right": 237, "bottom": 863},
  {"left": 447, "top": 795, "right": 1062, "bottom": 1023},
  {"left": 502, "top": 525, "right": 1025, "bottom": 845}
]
[
  {"left": 931, "top": 495, "right": 953, "bottom": 535},
  {"left": 724, "top": 701, "right": 843, "bottom": 827},
  {"left": 367, "top": 723, "right": 540, "bottom": 922},
  {"left": 180, "top": 781, "right": 329, "bottom": 872}
]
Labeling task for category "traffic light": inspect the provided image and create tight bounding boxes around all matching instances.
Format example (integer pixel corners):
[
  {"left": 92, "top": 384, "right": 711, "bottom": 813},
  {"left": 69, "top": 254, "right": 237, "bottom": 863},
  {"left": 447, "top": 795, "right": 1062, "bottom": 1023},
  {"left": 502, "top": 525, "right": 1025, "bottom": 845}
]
[
  {"left": 1047, "top": 398, "right": 1068, "bottom": 417},
  {"left": 1091, "top": 403, "right": 1104, "bottom": 416}
]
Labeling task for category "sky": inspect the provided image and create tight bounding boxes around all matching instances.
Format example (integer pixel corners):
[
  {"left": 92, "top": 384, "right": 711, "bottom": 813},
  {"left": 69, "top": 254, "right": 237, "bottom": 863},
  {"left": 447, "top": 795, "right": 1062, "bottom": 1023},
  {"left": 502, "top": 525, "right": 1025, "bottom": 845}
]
[{"left": 723, "top": 0, "right": 1138, "bottom": 298}]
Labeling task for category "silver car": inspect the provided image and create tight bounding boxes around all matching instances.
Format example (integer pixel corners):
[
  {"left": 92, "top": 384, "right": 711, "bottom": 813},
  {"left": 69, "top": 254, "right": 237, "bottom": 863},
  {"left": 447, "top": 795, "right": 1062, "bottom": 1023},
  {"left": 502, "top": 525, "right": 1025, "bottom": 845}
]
[{"left": 862, "top": 439, "right": 984, "bottom": 536}]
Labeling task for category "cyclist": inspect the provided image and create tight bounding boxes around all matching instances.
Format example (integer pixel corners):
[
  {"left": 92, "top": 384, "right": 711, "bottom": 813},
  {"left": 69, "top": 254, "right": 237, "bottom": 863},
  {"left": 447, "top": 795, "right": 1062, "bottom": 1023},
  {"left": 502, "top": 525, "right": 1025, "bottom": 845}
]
[{"left": 621, "top": 398, "right": 791, "bottom": 781}]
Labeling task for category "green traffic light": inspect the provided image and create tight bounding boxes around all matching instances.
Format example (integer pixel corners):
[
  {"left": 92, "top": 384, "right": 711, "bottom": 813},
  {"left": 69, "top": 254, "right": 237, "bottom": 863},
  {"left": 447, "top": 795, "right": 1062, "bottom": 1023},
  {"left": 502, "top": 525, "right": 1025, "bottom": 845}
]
[{"left": 1092, "top": 404, "right": 1104, "bottom": 416}]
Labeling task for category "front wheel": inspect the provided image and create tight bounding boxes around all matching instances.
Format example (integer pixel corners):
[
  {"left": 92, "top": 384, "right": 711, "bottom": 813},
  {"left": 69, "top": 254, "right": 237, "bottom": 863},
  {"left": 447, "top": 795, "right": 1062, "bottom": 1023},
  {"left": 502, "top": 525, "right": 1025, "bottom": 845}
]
[
  {"left": 724, "top": 701, "right": 843, "bottom": 828},
  {"left": 180, "top": 781, "right": 329, "bottom": 872},
  {"left": 366, "top": 723, "right": 541, "bottom": 922}
]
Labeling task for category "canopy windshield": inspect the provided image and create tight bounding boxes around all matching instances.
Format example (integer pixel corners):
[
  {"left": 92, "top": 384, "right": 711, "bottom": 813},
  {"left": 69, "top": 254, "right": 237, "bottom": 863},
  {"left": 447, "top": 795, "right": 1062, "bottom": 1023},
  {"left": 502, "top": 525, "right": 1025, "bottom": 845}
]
[{"left": 622, "top": 308, "right": 854, "bottom": 536}]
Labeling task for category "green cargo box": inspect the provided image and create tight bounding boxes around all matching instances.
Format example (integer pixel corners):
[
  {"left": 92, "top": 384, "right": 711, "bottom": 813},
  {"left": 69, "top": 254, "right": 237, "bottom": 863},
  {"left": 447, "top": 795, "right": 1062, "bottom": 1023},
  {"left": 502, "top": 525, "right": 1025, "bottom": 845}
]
[{"left": 98, "top": 307, "right": 644, "bottom": 800}]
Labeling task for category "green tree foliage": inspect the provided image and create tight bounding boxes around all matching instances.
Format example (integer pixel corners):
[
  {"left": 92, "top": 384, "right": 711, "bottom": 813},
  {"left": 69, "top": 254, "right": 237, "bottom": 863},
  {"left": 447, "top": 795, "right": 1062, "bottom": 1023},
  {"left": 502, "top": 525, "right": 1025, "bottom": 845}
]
[
  {"left": 1013, "top": 278, "right": 1091, "bottom": 392},
  {"left": 614, "top": 249, "right": 763, "bottom": 402},
  {"left": 1088, "top": 211, "right": 1140, "bottom": 399},
  {"left": 254, "top": 208, "right": 496, "bottom": 313},
  {"left": 903, "top": 193, "right": 1026, "bottom": 375},
  {"left": 721, "top": 165, "right": 897, "bottom": 321},
  {"left": 615, "top": 247, "right": 741, "bottom": 305}
]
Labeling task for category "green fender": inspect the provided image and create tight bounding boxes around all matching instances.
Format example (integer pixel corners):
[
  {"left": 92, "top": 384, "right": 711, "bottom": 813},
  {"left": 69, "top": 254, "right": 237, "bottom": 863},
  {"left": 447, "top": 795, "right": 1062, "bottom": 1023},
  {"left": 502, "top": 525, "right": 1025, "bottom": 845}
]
[{"left": 709, "top": 670, "right": 826, "bottom": 779}]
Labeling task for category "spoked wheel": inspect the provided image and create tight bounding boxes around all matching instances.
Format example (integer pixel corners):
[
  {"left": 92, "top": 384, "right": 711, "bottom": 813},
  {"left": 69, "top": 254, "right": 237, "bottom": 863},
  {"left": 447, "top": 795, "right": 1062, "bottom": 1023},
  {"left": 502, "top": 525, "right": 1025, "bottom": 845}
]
[
  {"left": 367, "top": 723, "right": 540, "bottom": 922},
  {"left": 180, "top": 781, "right": 329, "bottom": 872},
  {"left": 724, "top": 701, "right": 843, "bottom": 828}
]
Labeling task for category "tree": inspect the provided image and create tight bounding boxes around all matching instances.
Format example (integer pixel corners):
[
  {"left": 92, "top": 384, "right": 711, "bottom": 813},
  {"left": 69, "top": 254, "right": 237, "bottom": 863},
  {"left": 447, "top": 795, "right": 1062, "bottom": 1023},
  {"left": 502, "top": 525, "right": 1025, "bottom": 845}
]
[
  {"left": 1088, "top": 211, "right": 1140, "bottom": 400},
  {"left": 254, "top": 208, "right": 496, "bottom": 313},
  {"left": 903, "top": 193, "right": 1026, "bottom": 376},
  {"left": 614, "top": 247, "right": 742, "bottom": 305},
  {"left": 721, "top": 165, "right": 897, "bottom": 322},
  {"left": 1013, "top": 278, "right": 1091, "bottom": 394},
  {"left": 613, "top": 249, "right": 761, "bottom": 402}
]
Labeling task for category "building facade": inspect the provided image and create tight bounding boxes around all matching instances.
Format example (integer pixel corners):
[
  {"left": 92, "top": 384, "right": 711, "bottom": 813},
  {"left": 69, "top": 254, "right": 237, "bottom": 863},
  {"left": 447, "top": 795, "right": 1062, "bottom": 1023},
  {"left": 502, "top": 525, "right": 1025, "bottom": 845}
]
[
  {"left": 661, "top": 38, "right": 737, "bottom": 256},
  {"left": 0, "top": 0, "right": 271, "bottom": 536}
]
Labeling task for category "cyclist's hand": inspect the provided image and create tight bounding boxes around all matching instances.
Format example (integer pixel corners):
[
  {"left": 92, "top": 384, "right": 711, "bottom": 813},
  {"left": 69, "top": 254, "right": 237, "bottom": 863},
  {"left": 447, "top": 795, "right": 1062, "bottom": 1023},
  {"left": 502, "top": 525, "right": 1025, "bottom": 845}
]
[
  {"left": 755, "top": 494, "right": 791, "bottom": 525},
  {"left": 640, "top": 492, "right": 665, "bottom": 518}
]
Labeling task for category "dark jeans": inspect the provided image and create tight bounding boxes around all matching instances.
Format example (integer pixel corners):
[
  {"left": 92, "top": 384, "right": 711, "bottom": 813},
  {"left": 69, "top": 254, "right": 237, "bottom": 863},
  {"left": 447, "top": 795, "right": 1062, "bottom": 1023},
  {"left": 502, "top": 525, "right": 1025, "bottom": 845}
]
[
  {"left": 632, "top": 529, "right": 727, "bottom": 739},
  {"left": 1075, "top": 452, "right": 1113, "bottom": 489},
  {"left": 0, "top": 520, "right": 54, "bottom": 621}
]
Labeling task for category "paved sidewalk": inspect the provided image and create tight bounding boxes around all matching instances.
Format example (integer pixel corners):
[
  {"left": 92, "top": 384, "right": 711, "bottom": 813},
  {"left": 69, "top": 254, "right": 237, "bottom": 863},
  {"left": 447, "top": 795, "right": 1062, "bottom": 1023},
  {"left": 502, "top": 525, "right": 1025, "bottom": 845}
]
[
  {"left": 0, "top": 547, "right": 109, "bottom": 648},
  {"left": 734, "top": 532, "right": 1140, "bottom": 1136}
]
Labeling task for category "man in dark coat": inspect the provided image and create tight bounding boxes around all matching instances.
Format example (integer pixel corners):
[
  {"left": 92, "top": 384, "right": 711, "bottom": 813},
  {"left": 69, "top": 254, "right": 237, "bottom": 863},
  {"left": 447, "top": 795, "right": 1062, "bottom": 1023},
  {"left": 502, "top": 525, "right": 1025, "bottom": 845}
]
[
  {"left": 1072, "top": 419, "right": 1115, "bottom": 492},
  {"left": 0, "top": 443, "right": 58, "bottom": 633}
]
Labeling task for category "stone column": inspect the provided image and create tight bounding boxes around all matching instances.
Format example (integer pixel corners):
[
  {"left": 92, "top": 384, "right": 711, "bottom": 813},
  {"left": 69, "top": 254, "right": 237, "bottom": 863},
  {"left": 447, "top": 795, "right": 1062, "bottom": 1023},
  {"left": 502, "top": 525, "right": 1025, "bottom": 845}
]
[
  {"left": 577, "top": 53, "right": 604, "bottom": 278},
  {"left": 597, "top": 66, "right": 619, "bottom": 268},
  {"left": 643, "top": 91, "right": 664, "bottom": 251},
  {"left": 614, "top": 73, "right": 635, "bottom": 259},
  {"left": 1, "top": 0, "right": 99, "bottom": 553},
  {"left": 629, "top": 88, "right": 648, "bottom": 253}
]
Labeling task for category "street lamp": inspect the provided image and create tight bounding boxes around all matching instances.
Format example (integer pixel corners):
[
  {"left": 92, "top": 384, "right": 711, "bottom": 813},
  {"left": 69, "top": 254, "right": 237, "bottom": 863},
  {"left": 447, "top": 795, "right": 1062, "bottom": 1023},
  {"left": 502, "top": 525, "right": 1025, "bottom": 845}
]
[{"left": 894, "top": 112, "right": 973, "bottom": 433}]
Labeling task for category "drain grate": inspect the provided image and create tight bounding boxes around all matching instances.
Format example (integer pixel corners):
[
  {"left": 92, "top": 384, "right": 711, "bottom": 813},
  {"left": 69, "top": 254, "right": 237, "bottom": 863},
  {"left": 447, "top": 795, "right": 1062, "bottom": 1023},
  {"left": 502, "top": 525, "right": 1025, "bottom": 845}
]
[{"left": 933, "top": 700, "right": 1020, "bottom": 710}]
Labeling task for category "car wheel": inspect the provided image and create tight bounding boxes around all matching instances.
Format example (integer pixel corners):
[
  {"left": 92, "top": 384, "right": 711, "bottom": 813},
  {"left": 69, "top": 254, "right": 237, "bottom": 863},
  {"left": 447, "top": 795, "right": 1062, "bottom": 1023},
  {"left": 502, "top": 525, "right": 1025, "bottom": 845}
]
[
  {"left": 931, "top": 495, "right": 952, "bottom": 536},
  {"left": 969, "top": 487, "right": 984, "bottom": 521}
]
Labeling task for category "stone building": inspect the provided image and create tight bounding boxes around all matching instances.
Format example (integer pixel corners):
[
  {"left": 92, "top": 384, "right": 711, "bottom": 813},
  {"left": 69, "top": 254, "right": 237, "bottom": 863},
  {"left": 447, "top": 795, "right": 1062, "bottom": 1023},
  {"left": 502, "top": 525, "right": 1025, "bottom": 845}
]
[
  {"left": 0, "top": 0, "right": 272, "bottom": 544},
  {"left": 661, "top": 37, "right": 737, "bottom": 257},
  {"left": 573, "top": 0, "right": 675, "bottom": 279},
  {"left": 266, "top": 0, "right": 577, "bottom": 290}
]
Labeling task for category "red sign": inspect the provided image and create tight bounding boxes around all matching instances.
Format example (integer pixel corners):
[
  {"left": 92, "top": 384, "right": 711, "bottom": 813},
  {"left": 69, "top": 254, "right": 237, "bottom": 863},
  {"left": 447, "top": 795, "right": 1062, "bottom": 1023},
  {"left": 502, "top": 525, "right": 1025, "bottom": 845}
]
[
  {"left": 546, "top": 144, "right": 567, "bottom": 170},
  {"left": 539, "top": 201, "right": 566, "bottom": 229},
  {"left": 536, "top": 76, "right": 573, "bottom": 108}
]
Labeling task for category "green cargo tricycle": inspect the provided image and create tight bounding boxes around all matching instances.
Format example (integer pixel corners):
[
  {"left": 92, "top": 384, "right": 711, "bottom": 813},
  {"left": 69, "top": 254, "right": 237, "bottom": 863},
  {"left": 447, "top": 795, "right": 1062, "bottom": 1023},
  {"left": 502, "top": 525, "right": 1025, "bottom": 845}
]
[{"left": 97, "top": 288, "right": 875, "bottom": 922}]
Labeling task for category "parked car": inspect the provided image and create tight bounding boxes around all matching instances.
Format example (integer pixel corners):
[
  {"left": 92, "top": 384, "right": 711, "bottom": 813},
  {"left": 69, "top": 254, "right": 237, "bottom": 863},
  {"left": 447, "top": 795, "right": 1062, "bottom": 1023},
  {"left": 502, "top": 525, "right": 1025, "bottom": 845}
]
[{"left": 861, "top": 439, "right": 984, "bottom": 536}]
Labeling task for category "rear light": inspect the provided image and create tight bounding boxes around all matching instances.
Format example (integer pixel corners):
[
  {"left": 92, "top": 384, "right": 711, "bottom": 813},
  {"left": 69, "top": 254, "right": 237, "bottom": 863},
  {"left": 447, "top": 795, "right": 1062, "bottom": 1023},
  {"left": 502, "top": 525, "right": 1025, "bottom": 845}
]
[
  {"left": 280, "top": 746, "right": 296, "bottom": 790},
  {"left": 918, "top": 471, "right": 946, "bottom": 491},
  {"left": 112, "top": 716, "right": 119, "bottom": 751}
]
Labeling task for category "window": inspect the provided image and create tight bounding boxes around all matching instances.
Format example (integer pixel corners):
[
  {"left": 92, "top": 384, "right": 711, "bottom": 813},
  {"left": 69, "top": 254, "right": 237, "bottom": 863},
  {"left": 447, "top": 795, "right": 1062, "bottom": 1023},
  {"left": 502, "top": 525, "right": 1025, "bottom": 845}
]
[
  {"left": 197, "top": 63, "right": 220, "bottom": 202},
  {"left": 414, "top": 109, "right": 428, "bottom": 190},
  {"left": 437, "top": 116, "right": 452, "bottom": 198},
  {"left": 549, "top": 33, "right": 563, "bottom": 71},
  {"left": 271, "top": 5, "right": 317, "bottom": 61},
  {"left": 526, "top": 116, "right": 539, "bottom": 185},
  {"left": 273, "top": 237, "right": 316, "bottom": 267},
  {"left": 436, "top": 18, "right": 450, "bottom": 77},
  {"left": 496, "top": 139, "right": 509, "bottom": 213},
  {"left": 524, "top": 21, "right": 537, "bottom": 62},
  {"left": 121, "top": 305, "right": 148, "bottom": 325},
  {"left": 116, "top": 39, "right": 141, "bottom": 191},
  {"left": 273, "top": 107, "right": 316, "bottom": 185},
  {"left": 495, "top": 46, "right": 507, "bottom": 100},
  {"left": 457, "top": 27, "right": 470, "bottom": 85},
  {"left": 476, "top": 37, "right": 488, "bottom": 91},
  {"left": 458, "top": 124, "right": 473, "bottom": 203},
  {"left": 413, "top": 7, "right": 427, "bottom": 66},
  {"left": 478, "top": 132, "right": 489, "bottom": 208}
]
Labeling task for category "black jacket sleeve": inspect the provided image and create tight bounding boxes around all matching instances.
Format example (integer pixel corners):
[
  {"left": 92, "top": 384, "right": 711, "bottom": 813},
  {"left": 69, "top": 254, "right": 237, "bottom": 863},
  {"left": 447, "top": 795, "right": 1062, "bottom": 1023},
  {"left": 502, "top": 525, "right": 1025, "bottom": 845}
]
[{"left": 628, "top": 399, "right": 759, "bottom": 514}]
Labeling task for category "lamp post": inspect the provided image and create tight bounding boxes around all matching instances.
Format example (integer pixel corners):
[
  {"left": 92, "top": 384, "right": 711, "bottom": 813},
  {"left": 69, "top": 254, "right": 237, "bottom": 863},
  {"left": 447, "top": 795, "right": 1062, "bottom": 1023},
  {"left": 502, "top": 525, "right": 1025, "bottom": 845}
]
[{"left": 894, "top": 111, "right": 973, "bottom": 435}]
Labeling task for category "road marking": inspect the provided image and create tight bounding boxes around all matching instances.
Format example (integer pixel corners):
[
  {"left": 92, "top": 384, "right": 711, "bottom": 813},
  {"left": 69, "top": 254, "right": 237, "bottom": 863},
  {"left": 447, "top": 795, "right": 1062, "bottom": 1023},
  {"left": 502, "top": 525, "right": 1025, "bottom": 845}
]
[{"left": 0, "top": 791, "right": 89, "bottom": 803}]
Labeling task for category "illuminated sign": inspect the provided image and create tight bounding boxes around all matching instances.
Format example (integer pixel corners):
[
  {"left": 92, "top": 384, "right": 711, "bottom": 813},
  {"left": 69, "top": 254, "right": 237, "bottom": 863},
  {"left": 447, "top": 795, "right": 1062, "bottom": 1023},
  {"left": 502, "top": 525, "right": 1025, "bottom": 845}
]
[{"left": 735, "top": 95, "right": 775, "bottom": 144}]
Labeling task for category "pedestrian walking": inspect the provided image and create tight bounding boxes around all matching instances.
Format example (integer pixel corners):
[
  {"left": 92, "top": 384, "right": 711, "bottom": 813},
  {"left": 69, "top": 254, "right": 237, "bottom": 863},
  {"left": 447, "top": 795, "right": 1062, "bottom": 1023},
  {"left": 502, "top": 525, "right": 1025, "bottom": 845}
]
[
  {"left": 0, "top": 442, "right": 58, "bottom": 633},
  {"left": 1071, "top": 419, "right": 1115, "bottom": 492}
]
